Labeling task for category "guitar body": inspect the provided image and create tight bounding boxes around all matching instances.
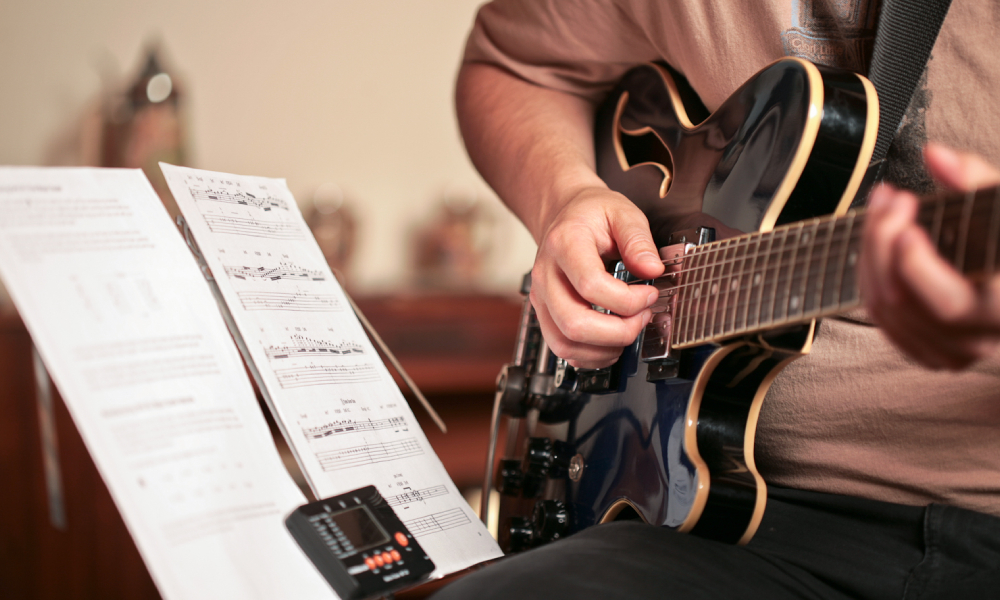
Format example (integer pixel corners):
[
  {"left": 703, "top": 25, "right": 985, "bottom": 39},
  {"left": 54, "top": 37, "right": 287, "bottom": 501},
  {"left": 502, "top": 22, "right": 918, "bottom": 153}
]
[{"left": 494, "top": 59, "right": 877, "bottom": 549}]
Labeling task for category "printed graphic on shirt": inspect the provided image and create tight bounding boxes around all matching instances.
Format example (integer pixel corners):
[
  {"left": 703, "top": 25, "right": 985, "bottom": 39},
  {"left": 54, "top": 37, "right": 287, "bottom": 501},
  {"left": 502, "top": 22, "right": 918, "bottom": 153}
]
[{"left": 781, "top": 0, "right": 879, "bottom": 71}]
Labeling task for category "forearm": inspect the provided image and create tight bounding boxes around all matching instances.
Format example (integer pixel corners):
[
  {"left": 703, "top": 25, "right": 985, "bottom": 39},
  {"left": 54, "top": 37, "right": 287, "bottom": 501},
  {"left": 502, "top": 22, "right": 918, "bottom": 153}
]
[{"left": 455, "top": 62, "right": 606, "bottom": 241}]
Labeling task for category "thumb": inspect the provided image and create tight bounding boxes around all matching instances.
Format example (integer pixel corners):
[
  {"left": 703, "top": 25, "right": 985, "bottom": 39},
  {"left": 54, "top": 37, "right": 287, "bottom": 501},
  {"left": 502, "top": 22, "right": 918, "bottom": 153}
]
[
  {"left": 608, "top": 204, "right": 665, "bottom": 279},
  {"left": 924, "top": 143, "right": 1000, "bottom": 191}
]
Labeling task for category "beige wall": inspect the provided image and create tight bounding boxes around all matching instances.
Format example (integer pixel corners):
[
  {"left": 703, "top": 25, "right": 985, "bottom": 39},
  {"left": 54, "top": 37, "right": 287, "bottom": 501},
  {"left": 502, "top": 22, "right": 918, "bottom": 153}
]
[{"left": 0, "top": 0, "right": 537, "bottom": 293}]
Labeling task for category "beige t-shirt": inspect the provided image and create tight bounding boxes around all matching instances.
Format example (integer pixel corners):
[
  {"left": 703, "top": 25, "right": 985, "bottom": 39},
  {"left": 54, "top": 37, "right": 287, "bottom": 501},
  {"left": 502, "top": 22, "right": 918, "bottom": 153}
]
[{"left": 464, "top": 0, "right": 1000, "bottom": 516}]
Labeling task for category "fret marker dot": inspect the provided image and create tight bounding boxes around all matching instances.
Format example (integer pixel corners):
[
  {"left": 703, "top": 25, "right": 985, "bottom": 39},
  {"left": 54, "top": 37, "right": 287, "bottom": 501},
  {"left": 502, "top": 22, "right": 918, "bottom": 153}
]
[
  {"left": 694, "top": 287, "right": 701, "bottom": 298},
  {"left": 731, "top": 278, "right": 739, "bottom": 291},
  {"left": 801, "top": 232, "right": 810, "bottom": 245},
  {"left": 848, "top": 252, "right": 857, "bottom": 266},
  {"left": 753, "top": 273, "right": 761, "bottom": 286},
  {"left": 790, "top": 296, "right": 799, "bottom": 310},
  {"left": 711, "top": 283, "right": 719, "bottom": 295}
]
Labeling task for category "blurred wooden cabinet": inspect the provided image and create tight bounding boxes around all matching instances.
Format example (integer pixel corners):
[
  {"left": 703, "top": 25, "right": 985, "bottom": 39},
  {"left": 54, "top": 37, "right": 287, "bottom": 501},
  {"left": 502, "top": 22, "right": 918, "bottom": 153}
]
[{"left": 0, "top": 293, "right": 522, "bottom": 598}]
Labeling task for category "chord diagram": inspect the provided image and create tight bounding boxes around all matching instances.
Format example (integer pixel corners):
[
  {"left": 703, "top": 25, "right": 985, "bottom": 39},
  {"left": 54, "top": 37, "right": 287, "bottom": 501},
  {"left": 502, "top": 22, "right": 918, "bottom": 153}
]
[
  {"left": 385, "top": 485, "right": 449, "bottom": 508},
  {"left": 302, "top": 416, "right": 405, "bottom": 441},
  {"left": 237, "top": 291, "right": 341, "bottom": 312},
  {"left": 224, "top": 263, "right": 326, "bottom": 282},
  {"left": 191, "top": 188, "right": 289, "bottom": 211},
  {"left": 402, "top": 508, "right": 470, "bottom": 538},
  {"left": 316, "top": 438, "right": 422, "bottom": 472},
  {"left": 265, "top": 334, "right": 363, "bottom": 361},
  {"left": 274, "top": 363, "right": 379, "bottom": 389},
  {"left": 203, "top": 214, "right": 303, "bottom": 240}
]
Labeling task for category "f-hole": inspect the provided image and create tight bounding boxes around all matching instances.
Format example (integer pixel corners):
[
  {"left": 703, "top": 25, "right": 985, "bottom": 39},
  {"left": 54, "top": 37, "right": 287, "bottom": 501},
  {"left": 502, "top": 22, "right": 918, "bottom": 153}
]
[{"left": 619, "top": 127, "right": 674, "bottom": 198}]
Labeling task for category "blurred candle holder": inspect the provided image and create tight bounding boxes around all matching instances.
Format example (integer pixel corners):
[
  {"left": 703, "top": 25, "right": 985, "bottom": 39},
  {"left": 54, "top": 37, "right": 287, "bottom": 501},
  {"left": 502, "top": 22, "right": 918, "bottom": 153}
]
[
  {"left": 411, "top": 187, "right": 494, "bottom": 291},
  {"left": 304, "top": 183, "right": 357, "bottom": 288}
]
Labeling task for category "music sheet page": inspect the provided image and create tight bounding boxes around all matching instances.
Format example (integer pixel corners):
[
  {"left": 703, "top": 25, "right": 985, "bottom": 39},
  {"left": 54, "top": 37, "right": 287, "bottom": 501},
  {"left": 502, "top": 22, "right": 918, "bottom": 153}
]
[
  {"left": 161, "top": 164, "right": 502, "bottom": 576},
  {"left": 0, "top": 167, "right": 334, "bottom": 600}
]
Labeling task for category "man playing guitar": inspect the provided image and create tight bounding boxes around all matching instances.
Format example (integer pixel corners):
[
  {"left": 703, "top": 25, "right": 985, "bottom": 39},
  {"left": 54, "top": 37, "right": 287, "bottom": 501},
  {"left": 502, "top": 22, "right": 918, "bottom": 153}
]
[{"left": 436, "top": 1, "right": 1000, "bottom": 598}]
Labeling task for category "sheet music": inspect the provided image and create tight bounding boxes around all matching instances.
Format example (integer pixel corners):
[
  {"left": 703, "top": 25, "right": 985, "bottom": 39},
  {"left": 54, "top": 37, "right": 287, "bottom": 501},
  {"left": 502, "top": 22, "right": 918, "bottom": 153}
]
[
  {"left": 0, "top": 167, "right": 333, "bottom": 600},
  {"left": 161, "top": 164, "right": 502, "bottom": 576}
]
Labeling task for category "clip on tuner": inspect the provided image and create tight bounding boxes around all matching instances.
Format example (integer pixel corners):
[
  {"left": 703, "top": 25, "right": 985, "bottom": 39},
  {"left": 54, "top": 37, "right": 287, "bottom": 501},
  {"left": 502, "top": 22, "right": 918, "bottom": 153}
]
[{"left": 285, "top": 485, "right": 435, "bottom": 599}]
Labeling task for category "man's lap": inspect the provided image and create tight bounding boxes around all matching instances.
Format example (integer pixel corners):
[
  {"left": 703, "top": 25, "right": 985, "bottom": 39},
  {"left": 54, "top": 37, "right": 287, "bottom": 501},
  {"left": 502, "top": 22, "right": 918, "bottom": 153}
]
[{"left": 432, "top": 487, "right": 1000, "bottom": 599}]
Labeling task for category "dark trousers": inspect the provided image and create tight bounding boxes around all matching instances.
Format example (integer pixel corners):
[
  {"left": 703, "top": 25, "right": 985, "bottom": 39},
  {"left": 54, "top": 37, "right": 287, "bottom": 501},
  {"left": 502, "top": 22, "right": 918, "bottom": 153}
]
[{"left": 432, "top": 487, "right": 1000, "bottom": 599}]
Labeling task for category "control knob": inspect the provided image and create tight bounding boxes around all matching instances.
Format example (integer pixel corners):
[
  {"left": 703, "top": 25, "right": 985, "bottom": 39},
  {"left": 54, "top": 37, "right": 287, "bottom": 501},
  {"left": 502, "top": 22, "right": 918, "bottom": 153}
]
[
  {"left": 532, "top": 499, "right": 569, "bottom": 543},
  {"left": 526, "top": 437, "right": 574, "bottom": 479}
]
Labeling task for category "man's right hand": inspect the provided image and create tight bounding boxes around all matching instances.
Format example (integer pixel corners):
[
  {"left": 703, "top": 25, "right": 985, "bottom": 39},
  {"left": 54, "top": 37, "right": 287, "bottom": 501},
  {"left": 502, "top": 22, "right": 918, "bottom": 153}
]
[
  {"left": 531, "top": 185, "right": 665, "bottom": 369},
  {"left": 456, "top": 62, "right": 664, "bottom": 368}
]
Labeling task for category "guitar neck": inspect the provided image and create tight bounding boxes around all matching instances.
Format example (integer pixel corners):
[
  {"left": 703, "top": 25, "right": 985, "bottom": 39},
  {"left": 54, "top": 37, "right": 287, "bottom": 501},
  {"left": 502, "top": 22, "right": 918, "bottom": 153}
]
[{"left": 660, "top": 186, "right": 1000, "bottom": 348}]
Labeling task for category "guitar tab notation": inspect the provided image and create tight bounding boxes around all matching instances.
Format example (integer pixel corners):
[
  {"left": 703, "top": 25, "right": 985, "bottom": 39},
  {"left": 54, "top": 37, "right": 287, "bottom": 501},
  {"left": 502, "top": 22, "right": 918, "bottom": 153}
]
[
  {"left": 302, "top": 416, "right": 406, "bottom": 441},
  {"left": 274, "top": 363, "right": 379, "bottom": 389},
  {"left": 316, "top": 438, "right": 423, "bottom": 472},
  {"left": 402, "top": 508, "right": 470, "bottom": 538},
  {"left": 203, "top": 214, "right": 304, "bottom": 240},
  {"left": 237, "top": 291, "right": 341, "bottom": 312}
]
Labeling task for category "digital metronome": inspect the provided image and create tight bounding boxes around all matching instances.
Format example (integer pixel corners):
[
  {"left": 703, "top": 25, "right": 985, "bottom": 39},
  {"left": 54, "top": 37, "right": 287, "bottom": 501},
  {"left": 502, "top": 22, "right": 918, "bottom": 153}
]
[{"left": 285, "top": 486, "right": 435, "bottom": 599}]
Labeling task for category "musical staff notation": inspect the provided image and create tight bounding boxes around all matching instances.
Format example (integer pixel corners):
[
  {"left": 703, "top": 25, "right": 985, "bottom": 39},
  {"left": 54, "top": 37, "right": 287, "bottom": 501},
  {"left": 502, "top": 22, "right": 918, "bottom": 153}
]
[
  {"left": 203, "top": 214, "right": 303, "bottom": 240},
  {"left": 237, "top": 291, "right": 341, "bottom": 312},
  {"left": 402, "top": 508, "right": 470, "bottom": 538},
  {"left": 302, "top": 416, "right": 405, "bottom": 441},
  {"left": 274, "top": 363, "right": 379, "bottom": 389},
  {"left": 316, "top": 438, "right": 423, "bottom": 472},
  {"left": 265, "top": 334, "right": 363, "bottom": 361},
  {"left": 385, "top": 485, "right": 449, "bottom": 508},
  {"left": 224, "top": 263, "right": 326, "bottom": 282},
  {"left": 191, "top": 188, "right": 289, "bottom": 211}
]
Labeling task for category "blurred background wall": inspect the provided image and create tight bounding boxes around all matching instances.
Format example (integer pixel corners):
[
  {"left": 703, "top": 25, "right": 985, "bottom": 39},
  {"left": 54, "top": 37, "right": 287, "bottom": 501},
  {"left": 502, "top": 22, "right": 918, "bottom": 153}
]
[{"left": 0, "top": 0, "right": 537, "bottom": 294}]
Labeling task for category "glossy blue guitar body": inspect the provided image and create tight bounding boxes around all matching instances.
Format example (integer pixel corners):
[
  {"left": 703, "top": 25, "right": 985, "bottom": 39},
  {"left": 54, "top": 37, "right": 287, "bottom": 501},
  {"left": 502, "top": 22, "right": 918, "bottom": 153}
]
[{"left": 490, "top": 58, "right": 878, "bottom": 549}]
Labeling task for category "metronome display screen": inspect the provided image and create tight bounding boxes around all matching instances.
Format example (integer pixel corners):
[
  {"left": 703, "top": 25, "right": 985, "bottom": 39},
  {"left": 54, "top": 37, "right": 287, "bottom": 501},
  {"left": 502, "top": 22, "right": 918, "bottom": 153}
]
[{"left": 327, "top": 505, "right": 389, "bottom": 554}]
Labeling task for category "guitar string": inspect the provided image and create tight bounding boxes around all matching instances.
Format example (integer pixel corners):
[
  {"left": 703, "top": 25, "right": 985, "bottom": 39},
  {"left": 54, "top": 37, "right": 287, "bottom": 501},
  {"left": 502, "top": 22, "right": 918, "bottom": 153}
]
[
  {"left": 645, "top": 197, "right": 1000, "bottom": 345},
  {"left": 642, "top": 195, "right": 998, "bottom": 301}
]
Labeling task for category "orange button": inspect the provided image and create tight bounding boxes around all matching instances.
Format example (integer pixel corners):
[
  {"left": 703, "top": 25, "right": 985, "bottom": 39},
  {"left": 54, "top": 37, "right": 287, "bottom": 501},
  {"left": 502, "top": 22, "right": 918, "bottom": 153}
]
[
  {"left": 381, "top": 552, "right": 393, "bottom": 564},
  {"left": 390, "top": 550, "right": 401, "bottom": 562},
  {"left": 373, "top": 554, "right": 385, "bottom": 567},
  {"left": 364, "top": 557, "right": 377, "bottom": 570},
  {"left": 395, "top": 532, "right": 409, "bottom": 547}
]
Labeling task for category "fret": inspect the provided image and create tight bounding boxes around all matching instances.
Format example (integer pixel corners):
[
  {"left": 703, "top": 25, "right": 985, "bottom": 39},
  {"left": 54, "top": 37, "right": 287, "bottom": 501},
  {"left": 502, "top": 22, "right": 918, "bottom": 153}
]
[
  {"left": 674, "top": 248, "right": 693, "bottom": 345},
  {"left": 838, "top": 214, "right": 862, "bottom": 306},
  {"left": 781, "top": 222, "right": 807, "bottom": 323},
  {"left": 750, "top": 231, "right": 773, "bottom": 329},
  {"left": 711, "top": 238, "right": 735, "bottom": 337},
  {"left": 679, "top": 246, "right": 703, "bottom": 344},
  {"left": 736, "top": 233, "right": 761, "bottom": 332},
  {"left": 809, "top": 217, "right": 837, "bottom": 314},
  {"left": 724, "top": 236, "right": 747, "bottom": 335},
  {"left": 767, "top": 227, "right": 793, "bottom": 325},
  {"left": 929, "top": 194, "right": 945, "bottom": 249},
  {"left": 795, "top": 219, "right": 820, "bottom": 316},
  {"left": 832, "top": 212, "right": 857, "bottom": 308},
  {"left": 988, "top": 187, "right": 1000, "bottom": 276},
  {"left": 936, "top": 196, "right": 966, "bottom": 266},
  {"left": 955, "top": 189, "right": 976, "bottom": 273},
  {"left": 701, "top": 241, "right": 721, "bottom": 340},
  {"left": 694, "top": 242, "right": 718, "bottom": 342}
]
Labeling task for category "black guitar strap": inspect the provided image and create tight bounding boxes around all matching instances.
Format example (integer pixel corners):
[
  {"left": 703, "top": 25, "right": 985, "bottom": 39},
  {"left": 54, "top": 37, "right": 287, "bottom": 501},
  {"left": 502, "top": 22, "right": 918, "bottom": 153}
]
[{"left": 856, "top": 0, "right": 953, "bottom": 204}]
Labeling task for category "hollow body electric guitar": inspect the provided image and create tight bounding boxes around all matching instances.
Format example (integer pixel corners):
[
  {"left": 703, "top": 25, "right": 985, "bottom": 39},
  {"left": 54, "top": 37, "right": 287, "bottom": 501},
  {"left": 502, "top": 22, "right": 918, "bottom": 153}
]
[{"left": 486, "top": 58, "right": 1000, "bottom": 551}]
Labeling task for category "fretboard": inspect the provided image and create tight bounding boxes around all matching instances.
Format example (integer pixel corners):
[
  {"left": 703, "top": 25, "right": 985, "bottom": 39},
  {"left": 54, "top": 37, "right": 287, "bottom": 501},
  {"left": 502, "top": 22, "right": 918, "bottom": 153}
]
[{"left": 645, "top": 185, "right": 1000, "bottom": 349}]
